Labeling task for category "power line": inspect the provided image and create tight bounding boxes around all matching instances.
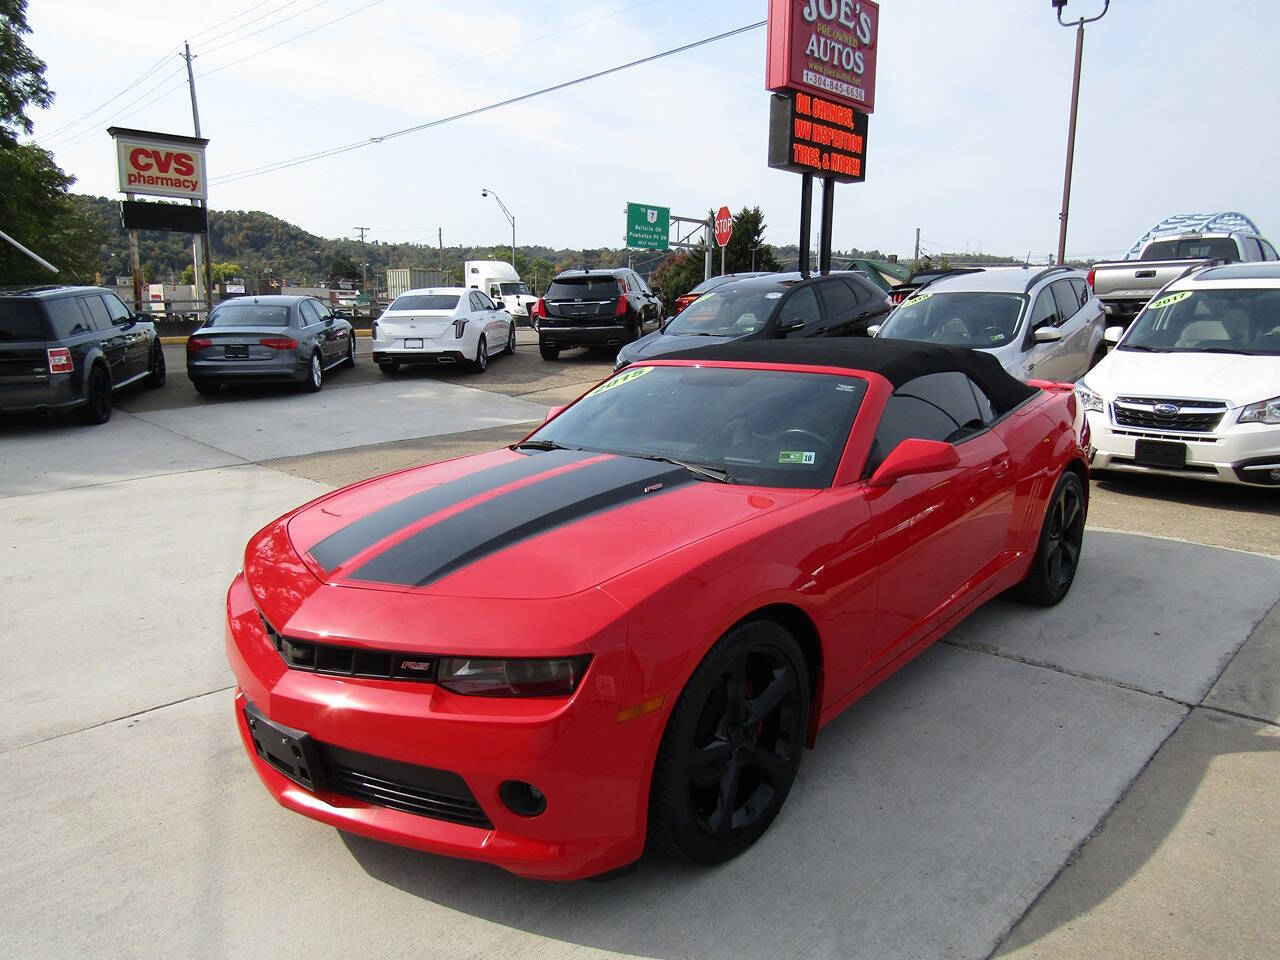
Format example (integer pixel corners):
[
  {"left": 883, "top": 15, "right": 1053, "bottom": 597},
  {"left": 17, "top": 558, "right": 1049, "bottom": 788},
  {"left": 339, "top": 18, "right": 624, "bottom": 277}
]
[
  {"left": 212, "top": 19, "right": 766, "bottom": 186},
  {"left": 193, "top": 0, "right": 316, "bottom": 49},
  {"left": 199, "top": 0, "right": 389, "bottom": 77},
  {"left": 46, "top": 63, "right": 188, "bottom": 151},
  {"left": 200, "top": 0, "right": 336, "bottom": 57}
]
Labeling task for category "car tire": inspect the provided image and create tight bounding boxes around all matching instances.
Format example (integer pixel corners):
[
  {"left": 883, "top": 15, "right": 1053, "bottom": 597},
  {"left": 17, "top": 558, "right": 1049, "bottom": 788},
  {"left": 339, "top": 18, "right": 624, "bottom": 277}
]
[
  {"left": 539, "top": 341, "right": 560, "bottom": 361},
  {"left": 344, "top": 336, "right": 356, "bottom": 368},
  {"left": 470, "top": 336, "right": 488, "bottom": 374},
  {"left": 503, "top": 322, "right": 516, "bottom": 356},
  {"left": 1014, "top": 469, "right": 1086, "bottom": 606},
  {"left": 192, "top": 379, "right": 220, "bottom": 396},
  {"left": 378, "top": 359, "right": 400, "bottom": 375},
  {"left": 77, "top": 363, "right": 112, "bottom": 425},
  {"left": 648, "top": 619, "right": 810, "bottom": 865},
  {"left": 145, "top": 343, "right": 166, "bottom": 388},
  {"left": 304, "top": 350, "right": 323, "bottom": 392}
]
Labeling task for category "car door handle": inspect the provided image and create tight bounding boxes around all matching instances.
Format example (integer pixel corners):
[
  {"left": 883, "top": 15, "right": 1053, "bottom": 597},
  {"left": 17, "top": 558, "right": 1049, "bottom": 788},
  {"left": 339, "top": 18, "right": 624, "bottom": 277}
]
[{"left": 990, "top": 456, "right": 1011, "bottom": 478}]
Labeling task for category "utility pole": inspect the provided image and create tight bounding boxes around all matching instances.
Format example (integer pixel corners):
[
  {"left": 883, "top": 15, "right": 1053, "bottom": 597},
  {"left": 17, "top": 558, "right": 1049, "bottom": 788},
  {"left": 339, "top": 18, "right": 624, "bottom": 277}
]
[
  {"left": 914, "top": 227, "right": 921, "bottom": 262},
  {"left": 1052, "top": 0, "right": 1110, "bottom": 267},
  {"left": 182, "top": 41, "right": 214, "bottom": 321},
  {"left": 438, "top": 228, "right": 444, "bottom": 270},
  {"left": 704, "top": 213, "right": 713, "bottom": 282},
  {"left": 353, "top": 226, "right": 370, "bottom": 243},
  {"left": 353, "top": 227, "right": 370, "bottom": 315}
]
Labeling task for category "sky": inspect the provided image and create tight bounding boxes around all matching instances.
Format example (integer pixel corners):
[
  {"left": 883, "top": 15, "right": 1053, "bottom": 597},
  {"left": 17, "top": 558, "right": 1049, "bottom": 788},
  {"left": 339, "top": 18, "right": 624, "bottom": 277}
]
[{"left": 25, "top": 0, "right": 1280, "bottom": 263}]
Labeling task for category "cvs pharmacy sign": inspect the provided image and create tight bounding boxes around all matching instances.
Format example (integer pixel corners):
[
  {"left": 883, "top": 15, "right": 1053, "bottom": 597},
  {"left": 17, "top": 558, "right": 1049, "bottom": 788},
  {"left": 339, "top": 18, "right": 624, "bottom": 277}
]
[{"left": 109, "top": 126, "right": 208, "bottom": 200}]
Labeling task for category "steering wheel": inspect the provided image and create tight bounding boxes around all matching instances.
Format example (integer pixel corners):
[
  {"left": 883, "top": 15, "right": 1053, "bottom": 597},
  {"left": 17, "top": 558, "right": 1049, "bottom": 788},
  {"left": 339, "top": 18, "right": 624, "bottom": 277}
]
[{"left": 775, "top": 428, "right": 832, "bottom": 458}]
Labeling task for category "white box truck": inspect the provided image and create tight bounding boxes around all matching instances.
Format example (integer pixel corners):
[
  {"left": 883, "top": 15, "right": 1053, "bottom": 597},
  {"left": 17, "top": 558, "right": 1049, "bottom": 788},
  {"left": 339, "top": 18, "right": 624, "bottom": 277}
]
[{"left": 464, "top": 260, "right": 538, "bottom": 326}]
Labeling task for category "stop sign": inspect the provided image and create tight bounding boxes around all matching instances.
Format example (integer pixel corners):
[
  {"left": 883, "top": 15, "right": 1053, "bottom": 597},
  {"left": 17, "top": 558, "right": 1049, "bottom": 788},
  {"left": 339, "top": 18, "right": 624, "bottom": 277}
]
[{"left": 714, "top": 206, "right": 733, "bottom": 247}]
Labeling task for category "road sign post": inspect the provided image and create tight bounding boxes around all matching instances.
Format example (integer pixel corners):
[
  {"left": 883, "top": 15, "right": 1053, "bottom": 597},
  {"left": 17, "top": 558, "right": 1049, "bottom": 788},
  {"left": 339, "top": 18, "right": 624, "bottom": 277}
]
[{"left": 715, "top": 206, "right": 733, "bottom": 276}]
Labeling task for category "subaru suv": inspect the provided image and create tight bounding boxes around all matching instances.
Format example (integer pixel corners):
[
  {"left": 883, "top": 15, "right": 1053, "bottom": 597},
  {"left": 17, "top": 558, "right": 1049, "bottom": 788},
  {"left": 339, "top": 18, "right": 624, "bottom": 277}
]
[
  {"left": 531, "top": 268, "right": 662, "bottom": 360},
  {"left": 873, "top": 266, "right": 1106, "bottom": 382},
  {"left": 0, "top": 285, "right": 165, "bottom": 425}
]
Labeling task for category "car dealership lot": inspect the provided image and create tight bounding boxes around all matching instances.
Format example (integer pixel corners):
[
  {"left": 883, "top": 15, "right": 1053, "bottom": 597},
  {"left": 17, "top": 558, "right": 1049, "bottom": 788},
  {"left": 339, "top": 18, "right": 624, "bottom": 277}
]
[{"left": 2, "top": 344, "right": 1278, "bottom": 959}]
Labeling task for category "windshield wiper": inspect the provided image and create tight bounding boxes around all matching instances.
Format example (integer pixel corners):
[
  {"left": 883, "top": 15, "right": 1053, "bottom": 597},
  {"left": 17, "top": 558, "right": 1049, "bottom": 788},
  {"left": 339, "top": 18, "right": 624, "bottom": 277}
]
[
  {"left": 1119, "top": 344, "right": 1168, "bottom": 352},
  {"left": 628, "top": 453, "right": 734, "bottom": 483},
  {"left": 1195, "top": 347, "right": 1252, "bottom": 354},
  {"left": 511, "top": 439, "right": 577, "bottom": 452},
  {"left": 672, "top": 331, "right": 725, "bottom": 337}
]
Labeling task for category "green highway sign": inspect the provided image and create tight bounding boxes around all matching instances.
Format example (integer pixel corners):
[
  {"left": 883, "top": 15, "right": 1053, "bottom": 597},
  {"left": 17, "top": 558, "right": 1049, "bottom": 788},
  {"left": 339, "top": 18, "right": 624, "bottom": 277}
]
[{"left": 626, "top": 202, "right": 670, "bottom": 250}]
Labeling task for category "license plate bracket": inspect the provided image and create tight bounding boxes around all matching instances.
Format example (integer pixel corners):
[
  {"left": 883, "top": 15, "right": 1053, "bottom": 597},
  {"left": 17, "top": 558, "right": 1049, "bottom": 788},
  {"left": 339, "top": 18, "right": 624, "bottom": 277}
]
[
  {"left": 243, "top": 702, "right": 325, "bottom": 791},
  {"left": 224, "top": 344, "right": 249, "bottom": 358},
  {"left": 1134, "top": 439, "right": 1187, "bottom": 468},
  {"left": 404, "top": 338, "right": 423, "bottom": 349}
]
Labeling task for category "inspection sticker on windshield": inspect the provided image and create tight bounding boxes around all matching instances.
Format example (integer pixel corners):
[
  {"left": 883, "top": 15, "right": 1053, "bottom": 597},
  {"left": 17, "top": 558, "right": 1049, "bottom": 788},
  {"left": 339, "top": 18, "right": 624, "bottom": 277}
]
[
  {"left": 836, "top": 383, "right": 858, "bottom": 392},
  {"left": 1148, "top": 290, "right": 1192, "bottom": 310},
  {"left": 586, "top": 365, "right": 651, "bottom": 398},
  {"left": 778, "top": 450, "right": 816, "bottom": 465}
]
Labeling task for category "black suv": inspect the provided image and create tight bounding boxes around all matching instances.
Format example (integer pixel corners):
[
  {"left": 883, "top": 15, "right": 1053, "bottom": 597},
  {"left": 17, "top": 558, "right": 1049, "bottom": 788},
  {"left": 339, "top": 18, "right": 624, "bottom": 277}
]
[
  {"left": 532, "top": 268, "right": 662, "bottom": 360},
  {"left": 0, "top": 286, "right": 165, "bottom": 425}
]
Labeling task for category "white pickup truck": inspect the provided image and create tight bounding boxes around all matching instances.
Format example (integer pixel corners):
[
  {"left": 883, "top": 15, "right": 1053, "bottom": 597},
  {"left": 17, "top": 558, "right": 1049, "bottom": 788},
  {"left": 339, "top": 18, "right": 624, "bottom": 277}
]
[{"left": 1087, "top": 213, "right": 1277, "bottom": 328}]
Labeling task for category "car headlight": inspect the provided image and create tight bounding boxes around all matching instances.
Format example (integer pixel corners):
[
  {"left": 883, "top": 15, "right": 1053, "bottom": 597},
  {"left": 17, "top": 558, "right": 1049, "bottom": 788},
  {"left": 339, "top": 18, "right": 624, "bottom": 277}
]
[
  {"left": 1075, "top": 380, "right": 1104, "bottom": 413},
  {"left": 436, "top": 655, "right": 591, "bottom": 697},
  {"left": 1238, "top": 395, "right": 1280, "bottom": 426}
]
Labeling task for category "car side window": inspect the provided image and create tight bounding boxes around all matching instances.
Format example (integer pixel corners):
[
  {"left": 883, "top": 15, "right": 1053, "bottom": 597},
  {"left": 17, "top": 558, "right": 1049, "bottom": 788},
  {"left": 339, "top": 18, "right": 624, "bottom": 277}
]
[
  {"left": 79, "top": 295, "right": 112, "bottom": 331},
  {"left": 489, "top": 284, "right": 502, "bottom": 300},
  {"left": 1068, "top": 278, "right": 1089, "bottom": 308},
  {"left": 314, "top": 300, "right": 333, "bottom": 321},
  {"left": 1050, "top": 281, "right": 1079, "bottom": 324},
  {"left": 478, "top": 292, "right": 497, "bottom": 310},
  {"left": 777, "top": 285, "right": 821, "bottom": 332},
  {"left": 1244, "top": 237, "right": 1264, "bottom": 261},
  {"left": 1027, "top": 288, "right": 1059, "bottom": 334},
  {"left": 866, "top": 372, "right": 985, "bottom": 474},
  {"left": 467, "top": 292, "right": 482, "bottom": 312},
  {"left": 102, "top": 293, "right": 133, "bottom": 323},
  {"left": 970, "top": 379, "right": 998, "bottom": 425},
  {"left": 299, "top": 301, "right": 321, "bottom": 325},
  {"left": 816, "top": 279, "right": 859, "bottom": 318},
  {"left": 46, "top": 298, "right": 93, "bottom": 337},
  {"left": 1260, "top": 239, "right": 1279, "bottom": 261}
]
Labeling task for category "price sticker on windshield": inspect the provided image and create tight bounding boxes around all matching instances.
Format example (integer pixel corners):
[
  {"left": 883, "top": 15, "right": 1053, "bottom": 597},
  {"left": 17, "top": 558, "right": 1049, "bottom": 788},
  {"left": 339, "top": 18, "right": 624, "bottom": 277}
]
[
  {"left": 778, "top": 450, "right": 816, "bottom": 465},
  {"left": 586, "top": 365, "right": 652, "bottom": 398},
  {"left": 903, "top": 292, "right": 932, "bottom": 307},
  {"left": 1147, "top": 291, "right": 1192, "bottom": 310}
]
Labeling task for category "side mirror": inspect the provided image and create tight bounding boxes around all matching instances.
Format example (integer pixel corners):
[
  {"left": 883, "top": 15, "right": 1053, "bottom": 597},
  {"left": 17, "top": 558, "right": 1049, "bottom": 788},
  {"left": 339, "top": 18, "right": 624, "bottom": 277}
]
[
  {"left": 869, "top": 438, "right": 960, "bottom": 487},
  {"left": 1033, "top": 325, "right": 1064, "bottom": 344},
  {"left": 775, "top": 318, "right": 805, "bottom": 336},
  {"left": 1104, "top": 325, "right": 1124, "bottom": 345},
  {"left": 866, "top": 324, "right": 882, "bottom": 337},
  {"left": 544, "top": 405, "right": 565, "bottom": 423}
]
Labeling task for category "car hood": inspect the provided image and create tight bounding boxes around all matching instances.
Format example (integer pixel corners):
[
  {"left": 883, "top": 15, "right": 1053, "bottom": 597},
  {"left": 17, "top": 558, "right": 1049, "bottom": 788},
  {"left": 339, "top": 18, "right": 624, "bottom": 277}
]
[
  {"left": 1085, "top": 349, "right": 1280, "bottom": 406},
  {"left": 277, "top": 447, "right": 815, "bottom": 601},
  {"left": 618, "top": 330, "right": 742, "bottom": 365}
]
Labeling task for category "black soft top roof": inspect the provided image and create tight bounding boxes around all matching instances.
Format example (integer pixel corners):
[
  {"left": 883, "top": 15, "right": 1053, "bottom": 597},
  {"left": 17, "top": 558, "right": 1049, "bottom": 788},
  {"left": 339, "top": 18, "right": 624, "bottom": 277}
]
[{"left": 659, "top": 338, "right": 1039, "bottom": 413}]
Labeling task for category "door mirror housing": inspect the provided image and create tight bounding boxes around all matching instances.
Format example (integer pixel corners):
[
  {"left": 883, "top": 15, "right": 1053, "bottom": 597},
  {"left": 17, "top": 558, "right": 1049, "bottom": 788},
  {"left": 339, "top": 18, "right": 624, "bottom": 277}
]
[
  {"left": 543, "top": 405, "right": 565, "bottom": 423},
  {"left": 866, "top": 324, "right": 882, "bottom": 337},
  {"left": 1033, "top": 325, "right": 1065, "bottom": 344},
  {"left": 869, "top": 439, "right": 960, "bottom": 487},
  {"left": 1104, "top": 325, "right": 1124, "bottom": 345}
]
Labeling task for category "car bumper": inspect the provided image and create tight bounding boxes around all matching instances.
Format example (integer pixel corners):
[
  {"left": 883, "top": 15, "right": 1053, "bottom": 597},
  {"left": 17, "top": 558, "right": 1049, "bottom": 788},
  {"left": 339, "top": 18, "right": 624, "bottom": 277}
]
[
  {"left": 0, "top": 375, "right": 83, "bottom": 413},
  {"left": 224, "top": 574, "right": 652, "bottom": 880},
  {"left": 538, "top": 324, "right": 629, "bottom": 349},
  {"left": 187, "top": 357, "right": 309, "bottom": 384},
  {"left": 1087, "top": 412, "right": 1280, "bottom": 486},
  {"left": 371, "top": 342, "right": 467, "bottom": 365}
]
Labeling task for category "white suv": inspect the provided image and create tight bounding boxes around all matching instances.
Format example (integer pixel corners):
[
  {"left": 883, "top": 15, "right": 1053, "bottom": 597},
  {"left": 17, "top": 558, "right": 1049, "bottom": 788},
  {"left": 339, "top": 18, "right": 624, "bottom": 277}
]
[
  {"left": 873, "top": 266, "right": 1106, "bottom": 382},
  {"left": 1076, "top": 262, "right": 1280, "bottom": 487}
]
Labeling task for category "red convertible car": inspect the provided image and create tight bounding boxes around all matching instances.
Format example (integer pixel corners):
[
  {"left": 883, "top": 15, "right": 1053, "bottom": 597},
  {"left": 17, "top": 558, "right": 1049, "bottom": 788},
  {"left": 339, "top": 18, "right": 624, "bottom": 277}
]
[{"left": 226, "top": 339, "right": 1088, "bottom": 880}]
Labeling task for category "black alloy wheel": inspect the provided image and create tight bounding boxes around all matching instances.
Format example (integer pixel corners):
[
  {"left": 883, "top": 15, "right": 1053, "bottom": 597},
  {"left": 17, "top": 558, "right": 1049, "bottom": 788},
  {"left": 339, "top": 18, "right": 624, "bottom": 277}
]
[
  {"left": 471, "top": 335, "right": 488, "bottom": 373},
  {"left": 1015, "top": 470, "right": 1086, "bottom": 606},
  {"left": 345, "top": 335, "right": 356, "bottom": 368},
  {"left": 305, "top": 351, "right": 323, "bottom": 392},
  {"left": 504, "top": 322, "right": 516, "bottom": 356},
  {"left": 649, "top": 620, "right": 809, "bottom": 864},
  {"left": 146, "top": 343, "right": 167, "bottom": 388},
  {"left": 77, "top": 363, "right": 112, "bottom": 425}
]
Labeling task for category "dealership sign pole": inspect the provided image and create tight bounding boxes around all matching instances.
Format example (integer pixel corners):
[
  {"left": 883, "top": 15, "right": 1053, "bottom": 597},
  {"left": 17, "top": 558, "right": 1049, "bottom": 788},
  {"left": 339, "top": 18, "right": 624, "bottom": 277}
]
[{"left": 766, "top": 0, "right": 878, "bottom": 276}]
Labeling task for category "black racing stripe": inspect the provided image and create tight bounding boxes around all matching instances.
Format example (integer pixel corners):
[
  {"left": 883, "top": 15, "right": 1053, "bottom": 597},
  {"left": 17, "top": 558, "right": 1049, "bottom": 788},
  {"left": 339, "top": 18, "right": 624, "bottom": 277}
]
[
  {"left": 307, "top": 449, "right": 594, "bottom": 571},
  {"left": 348, "top": 456, "right": 695, "bottom": 587}
]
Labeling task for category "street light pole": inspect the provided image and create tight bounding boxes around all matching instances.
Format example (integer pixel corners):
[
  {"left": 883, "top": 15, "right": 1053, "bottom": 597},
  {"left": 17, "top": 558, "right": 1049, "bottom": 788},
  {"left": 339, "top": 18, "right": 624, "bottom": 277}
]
[
  {"left": 1053, "top": 0, "right": 1109, "bottom": 267},
  {"left": 481, "top": 189, "right": 516, "bottom": 269}
]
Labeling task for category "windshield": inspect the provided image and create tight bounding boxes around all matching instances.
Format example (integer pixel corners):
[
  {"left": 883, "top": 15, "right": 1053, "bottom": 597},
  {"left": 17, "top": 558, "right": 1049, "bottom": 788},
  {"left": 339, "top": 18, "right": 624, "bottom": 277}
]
[
  {"left": 546, "top": 277, "right": 619, "bottom": 300},
  {"left": 208, "top": 304, "right": 290, "bottom": 327},
  {"left": 665, "top": 287, "right": 782, "bottom": 336},
  {"left": 530, "top": 365, "right": 866, "bottom": 488},
  {"left": 686, "top": 276, "right": 735, "bottom": 297},
  {"left": 389, "top": 294, "right": 459, "bottom": 312},
  {"left": 1121, "top": 288, "right": 1280, "bottom": 355},
  {"left": 1141, "top": 238, "right": 1240, "bottom": 261},
  {"left": 878, "top": 291, "right": 1027, "bottom": 348},
  {"left": 498, "top": 282, "right": 529, "bottom": 297},
  {"left": 0, "top": 301, "right": 48, "bottom": 341}
]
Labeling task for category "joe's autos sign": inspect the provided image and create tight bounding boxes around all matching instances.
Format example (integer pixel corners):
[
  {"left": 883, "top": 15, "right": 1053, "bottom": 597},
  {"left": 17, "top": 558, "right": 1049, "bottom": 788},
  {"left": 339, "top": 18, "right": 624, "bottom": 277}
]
[
  {"left": 766, "top": 0, "right": 879, "bottom": 114},
  {"left": 108, "top": 127, "right": 208, "bottom": 201}
]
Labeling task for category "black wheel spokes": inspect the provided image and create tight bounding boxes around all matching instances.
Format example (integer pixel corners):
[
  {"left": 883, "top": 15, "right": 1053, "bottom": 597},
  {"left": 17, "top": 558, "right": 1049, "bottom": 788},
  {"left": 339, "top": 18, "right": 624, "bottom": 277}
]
[{"left": 1046, "top": 484, "right": 1084, "bottom": 588}]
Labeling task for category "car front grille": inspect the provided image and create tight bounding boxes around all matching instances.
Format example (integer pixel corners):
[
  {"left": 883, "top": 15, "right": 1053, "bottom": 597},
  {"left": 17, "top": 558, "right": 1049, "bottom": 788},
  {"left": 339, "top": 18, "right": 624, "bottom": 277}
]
[
  {"left": 260, "top": 614, "right": 436, "bottom": 682},
  {"left": 319, "top": 743, "right": 492, "bottom": 829},
  {"left": 1111, "top": 396, "right": 1226, "bottom": 433}
]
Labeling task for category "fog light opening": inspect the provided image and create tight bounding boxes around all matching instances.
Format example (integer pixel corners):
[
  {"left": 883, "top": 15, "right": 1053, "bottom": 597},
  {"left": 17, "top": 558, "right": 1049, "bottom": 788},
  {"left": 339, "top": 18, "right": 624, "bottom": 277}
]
[{"left": 499, "top": 780, "right": 547, "bottom": 817}]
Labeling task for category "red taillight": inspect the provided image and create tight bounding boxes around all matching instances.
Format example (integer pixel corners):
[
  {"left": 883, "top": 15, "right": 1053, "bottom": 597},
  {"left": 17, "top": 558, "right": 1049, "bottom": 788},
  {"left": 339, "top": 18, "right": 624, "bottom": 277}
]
[
  {"left": 1086, "top": 268, "right": 1095, "bottom": 290},
  {"left": 532, "top": 298, "right": 546, "bottom": 319},
  {"left": 259, "top": 337, "right": 297, "bottom": 350},
  {"left": 47, "top": 347, "right": 72, "bottom": 374},
  {"left": 187, "top": 337, "right": 212, "bottom": 353},
  {"left": 615, "top": 295, "right": 627, "bottom": 317},
  {"left": 891, "top": 291, "right": 907, "bottom": 304}
]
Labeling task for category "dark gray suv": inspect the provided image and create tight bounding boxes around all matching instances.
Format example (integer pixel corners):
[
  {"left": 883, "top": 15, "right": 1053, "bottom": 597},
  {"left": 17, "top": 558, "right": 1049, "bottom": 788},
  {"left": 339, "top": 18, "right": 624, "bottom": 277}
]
[{"left": 0, "top": 285, "right": 164, "bottom": 425}]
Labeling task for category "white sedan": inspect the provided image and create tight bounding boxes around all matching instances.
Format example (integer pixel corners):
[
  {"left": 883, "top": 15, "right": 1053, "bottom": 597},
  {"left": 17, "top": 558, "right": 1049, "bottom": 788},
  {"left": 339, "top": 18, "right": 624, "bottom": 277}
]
[
  {"left": 371, "top": 287, "right": 515, "bottom": 374},
  {"left": 1076, "top": 262, "right": 1280, "bottom": 487}
]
